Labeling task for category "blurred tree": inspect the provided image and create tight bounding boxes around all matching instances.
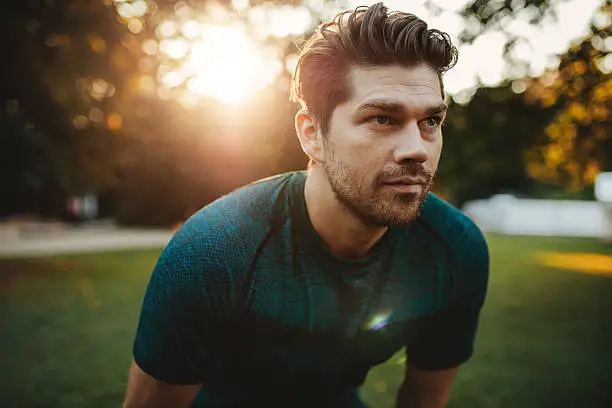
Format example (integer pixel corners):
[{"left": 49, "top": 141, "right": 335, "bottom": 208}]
[
  {"left": 2, "top": 0, "right": 606, "bottom": 223},
  {"left": 0, "top": 103, "right": 66, "bottom": 217},
  {"left": 435, "top": 83, "right": 556, "bottom": 205},
  {"left": 523, "top": 0, "right": 612, "bottom": 190},
  {"left": 454, "top": 0, "right": 612, "bottom": 191},
  {"left": 1, "top": 0, "right": 138, "bottom": 219},
  {"left": 1, "top": 0, "right": 308, "bottom": 222}
]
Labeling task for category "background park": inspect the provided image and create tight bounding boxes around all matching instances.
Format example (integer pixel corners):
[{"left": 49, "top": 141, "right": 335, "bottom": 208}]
[{"left": 1, "top": 0, "right": 611, "bottom": 407}]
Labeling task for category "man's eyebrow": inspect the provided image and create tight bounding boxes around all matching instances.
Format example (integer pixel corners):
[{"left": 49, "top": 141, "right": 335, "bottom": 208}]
[
  {"left": 356, "top": 100, "right": 448, "bottom": 116},
  {"left": 356, "top": 101, "right": 406, "bottom": 115},
  {"left": 424, "top": 103, "right": 448, "bottom": 116}
]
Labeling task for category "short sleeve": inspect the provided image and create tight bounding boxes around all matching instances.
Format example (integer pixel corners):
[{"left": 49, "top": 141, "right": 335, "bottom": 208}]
[
  {"left": 132, "top": 238, "right": 223, "bottom": 384},
  {"left": 406, "top": 229, "right": 490, "bottom": 371}
]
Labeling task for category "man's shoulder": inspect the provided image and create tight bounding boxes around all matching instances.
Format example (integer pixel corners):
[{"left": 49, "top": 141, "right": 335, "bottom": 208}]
[
  {"left": 415, "top": 193, "right": 489, "bottom": 268},
  {"left": 167, "top": 172, "right": 302, "bottom": 267},
  {"left": 416, "top": 192, "right": 485, "bottom": 243},
  {"left": 189, "top": 172, "right": 300, "bottom": 228}
]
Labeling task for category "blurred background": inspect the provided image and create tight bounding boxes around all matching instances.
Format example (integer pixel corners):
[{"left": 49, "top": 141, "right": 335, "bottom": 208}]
[{"left": 0, "top": 0, "right": 611, "bottom": 407}]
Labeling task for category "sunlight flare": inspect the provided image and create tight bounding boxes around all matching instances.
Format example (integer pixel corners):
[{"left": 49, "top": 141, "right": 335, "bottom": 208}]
[{"left": 536, "top": 252, "right": 612, "bottom": 276}]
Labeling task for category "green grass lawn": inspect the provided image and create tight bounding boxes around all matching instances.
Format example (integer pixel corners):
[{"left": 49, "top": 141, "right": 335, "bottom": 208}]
[{"left": 1, "top": 235, "right": 611, "bottom": 408}]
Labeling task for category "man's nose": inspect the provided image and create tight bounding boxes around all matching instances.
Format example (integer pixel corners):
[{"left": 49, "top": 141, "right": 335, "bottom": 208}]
[{"left": 393, "top": 122, "right": 428, "bottom": 164}]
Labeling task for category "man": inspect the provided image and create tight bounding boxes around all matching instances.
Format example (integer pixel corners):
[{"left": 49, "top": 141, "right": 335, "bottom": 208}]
[{"left": 123, "top": 3, "right": 489, "bottom": 408}]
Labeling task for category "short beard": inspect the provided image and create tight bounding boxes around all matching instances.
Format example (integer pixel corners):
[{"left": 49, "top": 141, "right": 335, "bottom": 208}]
[{"left": 324, "top": 156, "right": 433, "bottom": 227}]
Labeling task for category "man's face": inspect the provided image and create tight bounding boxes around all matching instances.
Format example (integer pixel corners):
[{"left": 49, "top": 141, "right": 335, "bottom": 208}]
[{"left": 321, "top": 64, "right": 445, "bottom": 226}]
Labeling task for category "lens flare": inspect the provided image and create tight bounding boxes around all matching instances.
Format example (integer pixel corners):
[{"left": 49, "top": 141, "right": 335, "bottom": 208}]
[{"left": 364, "top": 310, "right": 392, "bottom": 331}]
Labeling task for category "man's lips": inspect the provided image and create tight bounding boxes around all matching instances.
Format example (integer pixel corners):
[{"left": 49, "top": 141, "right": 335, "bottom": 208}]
[
  {"left": 381, "top": 178, "right": 428, "bottom": 194},
  {"left": 383, "top": 177, "right": 428, "bottom": 185},
  {"left": 383, "top": 183, "right": 424, "bottom": 193}
]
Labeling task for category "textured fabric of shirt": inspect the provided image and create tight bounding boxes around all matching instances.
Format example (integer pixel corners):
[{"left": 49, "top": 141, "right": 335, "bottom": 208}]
[{"left": 132, "top": 171, "right": 490, "bottom": 408}]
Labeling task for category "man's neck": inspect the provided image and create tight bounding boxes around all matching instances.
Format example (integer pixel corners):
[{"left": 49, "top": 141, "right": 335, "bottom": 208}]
[{"left": 303, "top": 167, "right": 388, "bottom": 260}]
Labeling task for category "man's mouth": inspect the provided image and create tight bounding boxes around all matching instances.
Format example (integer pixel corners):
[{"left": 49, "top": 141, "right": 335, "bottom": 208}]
[
  {"left": 383, "top": 183, "right": 424, "bottom": 194},
  {"left": 381, "top": 178, "right": 428, "bottom": 194}
]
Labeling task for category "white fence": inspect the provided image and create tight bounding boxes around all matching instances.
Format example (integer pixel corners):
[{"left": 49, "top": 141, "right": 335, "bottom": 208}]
[{"left": 462, "top": 195, "right": 612, "bottom": 239}]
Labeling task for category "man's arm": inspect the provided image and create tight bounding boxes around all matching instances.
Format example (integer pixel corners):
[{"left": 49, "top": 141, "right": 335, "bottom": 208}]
[
  {"left": 123, "top": 360, "right": 202, "bottom": 408},
  {"left": 396, "top": 364, "right": 459, "bottom": 408},
  {"left": 398, "top": 228, "right": 489, "bottom": 407},
  {"left": 123, "top": 220, "right": 232, "bottom": 407}
]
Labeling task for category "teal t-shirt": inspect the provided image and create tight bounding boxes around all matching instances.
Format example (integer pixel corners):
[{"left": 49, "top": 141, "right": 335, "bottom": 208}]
[{"left": 132, "top": 171, "right": 489, "bottom": 407}]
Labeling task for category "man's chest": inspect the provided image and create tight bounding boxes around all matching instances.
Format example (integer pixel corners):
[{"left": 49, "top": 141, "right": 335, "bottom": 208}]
[
  {"left": 223, "top": 228, "right": 454, "bottom": 387},
  {"left": 235, "top": 266, "right": 430, "bottom": 383},
  {"left": 234, "top": 294, "right": 416, "bottom": 391}
]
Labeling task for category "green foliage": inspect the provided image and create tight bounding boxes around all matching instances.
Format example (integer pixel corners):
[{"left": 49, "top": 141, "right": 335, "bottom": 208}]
[
  {"left": 524, "top": 0, "right": 612, "bottom": 189},
  {"left": 529, "top": 182, "right": 596, "bottom": 201},
  {"left": 1, "top": 0, "right": 136, "bottom": 200},
  {"left": 0, "top": 107, "right": 66, "bottom": 215},
  {"left": 437, "top": 84, "right": 556, "bottom": 205}
]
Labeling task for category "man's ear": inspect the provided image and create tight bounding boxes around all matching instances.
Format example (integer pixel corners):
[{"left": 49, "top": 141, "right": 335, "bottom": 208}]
[{"left": 295, "top": 109, "right": 325, "bottom": 163}]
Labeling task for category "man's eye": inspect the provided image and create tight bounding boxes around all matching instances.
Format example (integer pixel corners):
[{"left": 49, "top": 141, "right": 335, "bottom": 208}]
[
  {"left": 372, "top": 115, "right": 395, "bottom": 126},
  {"left": 422, "top": 117, "right": 441, "bottom": 129}
]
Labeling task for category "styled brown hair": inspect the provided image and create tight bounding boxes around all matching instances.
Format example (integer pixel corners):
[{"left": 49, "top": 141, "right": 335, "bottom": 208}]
[{"left": 291, "top": 2, "right": 458, "bottom": 135}]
